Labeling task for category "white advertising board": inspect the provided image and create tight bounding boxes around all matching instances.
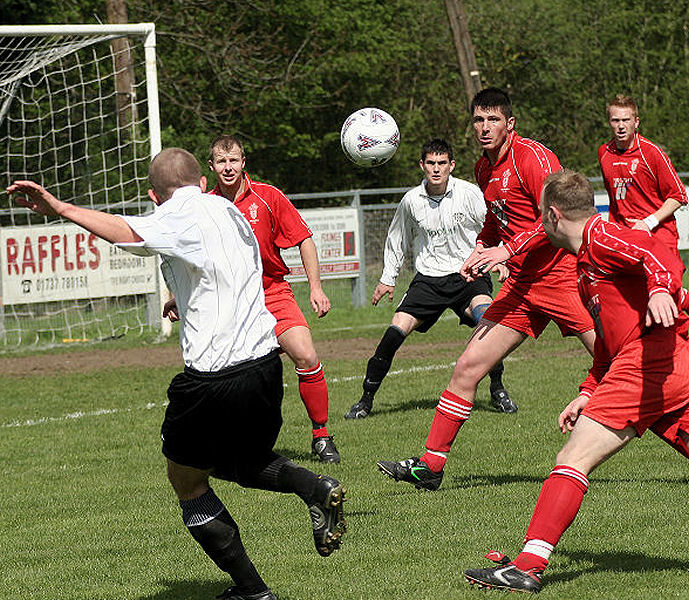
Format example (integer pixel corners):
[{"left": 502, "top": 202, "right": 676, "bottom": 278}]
[
  {"left": 1, "top": 223, "right": 158, "bottom": 305},
  {"left": 282, "top": 207, "right": 360, "bottom": 282}
]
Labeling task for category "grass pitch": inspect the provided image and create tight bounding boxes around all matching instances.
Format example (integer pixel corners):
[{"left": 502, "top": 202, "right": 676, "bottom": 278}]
[{"left": 2, "top": 303, "right": 689, "bottom": 599}]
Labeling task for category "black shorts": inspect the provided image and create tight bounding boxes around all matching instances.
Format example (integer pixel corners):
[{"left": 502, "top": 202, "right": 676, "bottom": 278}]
[
  {"left": 395, "top": 272, "right": 493, "bottom": 333},
  {"left": 161, "top": 350, "right": 283, "bottom": 476}
]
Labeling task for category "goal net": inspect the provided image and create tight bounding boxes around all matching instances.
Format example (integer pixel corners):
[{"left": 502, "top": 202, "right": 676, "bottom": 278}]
[{"left": 0, "top": 24, "right": 166, "bottom": 350}]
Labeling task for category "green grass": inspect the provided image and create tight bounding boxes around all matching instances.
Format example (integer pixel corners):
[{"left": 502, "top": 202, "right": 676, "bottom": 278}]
[{"left": 3, "top": 307, "right": 689, "bottom": 600}]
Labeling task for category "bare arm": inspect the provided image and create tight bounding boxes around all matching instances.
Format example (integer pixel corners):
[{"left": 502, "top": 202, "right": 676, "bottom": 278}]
[
  {"left": 630, "top": 198, "right": 683, "bottom": 232},
  {"left": 298, "top": 237, "right": 331, "bottom": 317},
  {"left": 7, "top": 180, "right": 142, "bottom": 244}
]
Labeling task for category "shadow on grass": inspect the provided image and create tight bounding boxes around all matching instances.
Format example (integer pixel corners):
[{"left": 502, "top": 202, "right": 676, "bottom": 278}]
[
  {"left": 547, "top": 549, "right": 689, "bottom": 585},
  {"left": 370, "top": 396, "right": 512, "bottom": 417},
  {"left": 447, "top": 472, "right": 544, "bottom": 489},
  {"left": 447, "top": 472, "right": 689, "bottom": 489},
  {"left": 273, "top": 447, "right": 312, "bottom": 462},
  {"left": 140, "top": 579, "right": 297, "bottom": 600}
]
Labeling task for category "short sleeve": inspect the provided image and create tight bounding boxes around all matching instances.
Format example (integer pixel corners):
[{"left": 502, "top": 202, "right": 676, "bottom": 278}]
[{"left": 118, "top": 204, "right": 204, "bottom": 267}]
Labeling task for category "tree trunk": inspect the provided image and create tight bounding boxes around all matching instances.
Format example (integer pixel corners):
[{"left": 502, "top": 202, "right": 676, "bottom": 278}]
[
  {"left": 106, "top": 0, "right": 136, "bottom": 130},
  {"left": 444, "top": 0, "right": 482, "bottom": 108}
]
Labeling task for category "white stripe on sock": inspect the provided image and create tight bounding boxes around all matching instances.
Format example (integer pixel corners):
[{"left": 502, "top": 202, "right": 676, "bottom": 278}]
[{"left": 522, "top": 539, "right": 554, "bottom": 561}]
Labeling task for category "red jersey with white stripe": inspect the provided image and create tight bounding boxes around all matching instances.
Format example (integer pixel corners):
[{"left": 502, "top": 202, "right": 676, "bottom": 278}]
[
  {"left": 210, "top": 173, "right": 312, "bottom": 289},
  {"left": 598, "top": 133, "right": 687, "bottom": 252},
  {"left": 577, "top": 214, "right": 687, "bottom": 396},
  {"left": 475, "top": 132, "right": 570, "bottom": 281}
]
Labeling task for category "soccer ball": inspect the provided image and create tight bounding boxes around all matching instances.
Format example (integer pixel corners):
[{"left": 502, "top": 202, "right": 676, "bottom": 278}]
[{"left": 340, "top": 107, "right": 400, "bottom": 167}]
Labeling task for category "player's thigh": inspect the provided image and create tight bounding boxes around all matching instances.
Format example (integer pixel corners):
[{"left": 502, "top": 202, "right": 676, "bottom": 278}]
[
  {"left": 452, "top": 321, "right": 526, "bottom": 381},
  {"left": 278, "top": 325, "right": 318, "bottom": 367},
  {"left": 556, "top": 415, "right": 636, "bottom": 475}
]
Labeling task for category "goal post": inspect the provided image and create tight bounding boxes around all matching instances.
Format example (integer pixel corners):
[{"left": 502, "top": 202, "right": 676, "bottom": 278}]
[{"left": 0, "top": 23, "right": 172, "bottom": 349}]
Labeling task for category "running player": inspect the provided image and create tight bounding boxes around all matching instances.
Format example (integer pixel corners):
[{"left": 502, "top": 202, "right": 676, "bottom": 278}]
[
  {"left": 345, "top": 138, "right": 515, "bottom": 420},
  {"left": 7, "top": 149, "right": 346, "bottom": 600},
  {"left": 599, "top": 94, "right": 687, "bottom": 263},
  {"left": 464, "top": 169, "right": 689, "bottom": 594},
  {"left": 377, "top": 88, "right": 595, "bottom": 491},
  {"left": 208, "top": 134, "right": 339, "bottom": 463}
]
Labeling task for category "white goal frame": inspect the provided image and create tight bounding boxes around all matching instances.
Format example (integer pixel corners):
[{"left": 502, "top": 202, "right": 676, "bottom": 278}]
[{"left": 0, "top": 23, "right": 171, "bottom": 348}]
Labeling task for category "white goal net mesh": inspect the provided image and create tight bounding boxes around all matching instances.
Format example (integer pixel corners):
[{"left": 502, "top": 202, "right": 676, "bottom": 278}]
[{"left": 0, "top": 25, "right": 162, "bottom": 350}]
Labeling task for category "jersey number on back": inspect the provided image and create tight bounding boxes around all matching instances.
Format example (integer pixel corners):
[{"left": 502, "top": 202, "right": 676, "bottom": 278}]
[{"left": 227, "top": 208, "right": 260, "bottom": 266}]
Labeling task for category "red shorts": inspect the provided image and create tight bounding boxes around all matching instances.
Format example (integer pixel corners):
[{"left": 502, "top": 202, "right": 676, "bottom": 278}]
[
  {"left": 482, "top": 267, "right": 594, "bottom": 338},
  {"left": 582, "top": 334, "right": 689, "bottom": 442},
  {"left": 264, "top": 280, "right": 308, "bottom": 337}
]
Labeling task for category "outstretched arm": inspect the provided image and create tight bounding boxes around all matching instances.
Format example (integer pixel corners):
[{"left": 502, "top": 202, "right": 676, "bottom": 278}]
[
  {"left": 7, "top": 180, "right": 141, "bottom": 244},
  {"left": 299, "top": 237, "right": 331, "bottom": 318}
]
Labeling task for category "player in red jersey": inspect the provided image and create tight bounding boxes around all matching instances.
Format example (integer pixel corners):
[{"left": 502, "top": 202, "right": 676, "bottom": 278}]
[
  {"left": 377, "top": 88, "right": 595, "bottom": 491},
  {"left": 166, "top": 135, "right": 339, "bottom": 463},
  {"left": 599, "top": 94, "right": 687, "bottom": 263},
  {"left": 464, "top": 169, "right": 689, "bottom": 594},
  {"left": 208, "top": 135, "right": 339, "bottom": 463}
]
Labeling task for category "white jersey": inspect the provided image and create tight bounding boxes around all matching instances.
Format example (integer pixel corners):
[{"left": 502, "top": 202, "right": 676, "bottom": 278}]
[
  {"left": 118, "top": 185, "right": 278, "bottom": 372},
  {"left": 380, "top": 175, "right": 487, "bottom": 286}
]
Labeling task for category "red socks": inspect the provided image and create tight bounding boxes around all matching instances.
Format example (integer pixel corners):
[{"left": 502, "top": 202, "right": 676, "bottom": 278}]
[
  {"left": 512, "top": 465, "right": 589, "bottom": 573},
  {"left": 295, "top": 362, "right": 329, "bottom": 436},
  {"left": 422, "top": 389, "right": 473, "bottom": 472}
]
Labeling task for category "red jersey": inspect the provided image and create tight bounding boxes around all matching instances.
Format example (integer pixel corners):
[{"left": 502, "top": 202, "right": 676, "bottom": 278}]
[
  {"left": 210, "top": 173, "right": 312, "bottom": 289},
  {"left": 475, "top": 132, "right": 569, "bottom": 281},
  {"left": 598, "top": 133, "right": 687, "bottom": 253},
  {"left": 577, "top": 214, "right": 687, "bottom": 396}
]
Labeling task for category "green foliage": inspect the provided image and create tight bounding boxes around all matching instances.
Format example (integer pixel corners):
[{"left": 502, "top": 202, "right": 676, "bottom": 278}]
[{"left": 9, "top": 0, "right": 689, "bottom": 191}]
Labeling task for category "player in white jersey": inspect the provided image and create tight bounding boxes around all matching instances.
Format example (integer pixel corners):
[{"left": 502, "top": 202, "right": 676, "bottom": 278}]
[
  {"left": 345, "top": 139, "right": 515, "bottom": 420},
  {"left": 7, "top": 148, "right": 346, "bottom": 600}
]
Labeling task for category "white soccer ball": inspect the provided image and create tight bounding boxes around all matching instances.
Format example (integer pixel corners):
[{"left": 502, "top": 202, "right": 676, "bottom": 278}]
[{"left": 340, "top": 107, "right": 400, "bottom": 167}]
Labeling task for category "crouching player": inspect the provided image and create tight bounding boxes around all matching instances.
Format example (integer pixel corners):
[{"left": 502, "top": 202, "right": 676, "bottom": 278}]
[{"left": 464, "top": 169, "right": 689, "bottom": 593}]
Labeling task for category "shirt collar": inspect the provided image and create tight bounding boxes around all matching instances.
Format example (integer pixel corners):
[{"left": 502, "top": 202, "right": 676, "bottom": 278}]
[{"left": 422, "top": 175, "right": 454, "bottom": 202}]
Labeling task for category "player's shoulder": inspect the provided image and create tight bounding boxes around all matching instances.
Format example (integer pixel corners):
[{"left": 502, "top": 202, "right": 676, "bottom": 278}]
[
  {"left": 512, "top": 134, "right": 560, "bottom": 170},
  {"left": 246, "top": 175, "right": 290, "bottom": 202},
  {"left": 597, "top": 140, "right": 612, "bottom": 158},
  {"left": 636, "top": 134, "right": 669, "bottom": 158},
  {"left": 474, "top": 156, "right": 491, "bottom": 181},
  {"left": 449, "top": 175, "right": 482, "bottom": 196},
  {"left": 513, "top": 134, "right": 556, "bottom": 157}
]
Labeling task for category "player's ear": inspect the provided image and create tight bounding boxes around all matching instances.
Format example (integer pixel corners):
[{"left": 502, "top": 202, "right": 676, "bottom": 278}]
[
  {"left": 449, "top": 160, "right": 456, "bottom": 172},
  {"left": 148, "top": 188, "right": 162, "bottom": 206},
  {"left": 506, "top": 116, "right": 516, "bottom": 132},
  {"left": 199, "top": 176, "right": 207, "bottom": 193},
  {"left": 419, "top": 159, "right": 424, "bottom": 171},
  {"left": 547, "top": 205, "right": 562, "bottom": 228}
]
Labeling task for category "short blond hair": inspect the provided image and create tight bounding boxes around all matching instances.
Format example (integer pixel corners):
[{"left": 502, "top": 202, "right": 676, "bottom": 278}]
[
  {"left": 149, "top": 148, "right": 201, "bottom": 201},
  {"left": 606, "top": 94, "right": 638, "bottom": 119},
  {"left": 542, "top": 169, "right": 596, "bottom": 219}
]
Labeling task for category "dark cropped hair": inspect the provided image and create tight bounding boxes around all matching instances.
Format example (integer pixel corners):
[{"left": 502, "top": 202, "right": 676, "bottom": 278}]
[
  {"left": 421, "top": 138, "right": 454, "bottom": 162},
  {"left": 470, "top": 87, "right": 513, "bottom": 120}
]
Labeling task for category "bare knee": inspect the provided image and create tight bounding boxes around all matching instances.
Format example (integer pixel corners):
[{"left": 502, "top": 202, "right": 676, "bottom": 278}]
[
  {"left": 167, "top": 460, "right": 211, "bottom": 501},
  {"left": 279, "top": 327, "right": 319, "bottom": 369},
  {"left": 451, "top": 353, "right": 485, "bottom": 387}
]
